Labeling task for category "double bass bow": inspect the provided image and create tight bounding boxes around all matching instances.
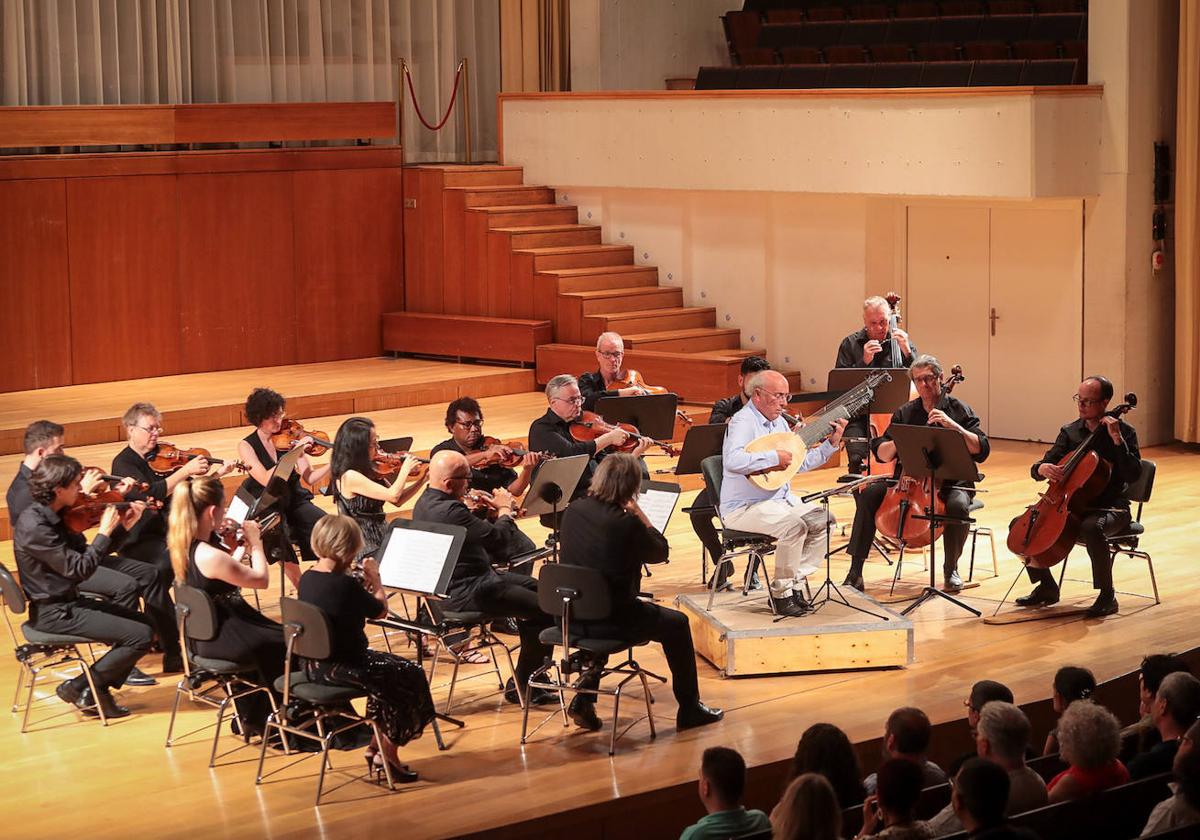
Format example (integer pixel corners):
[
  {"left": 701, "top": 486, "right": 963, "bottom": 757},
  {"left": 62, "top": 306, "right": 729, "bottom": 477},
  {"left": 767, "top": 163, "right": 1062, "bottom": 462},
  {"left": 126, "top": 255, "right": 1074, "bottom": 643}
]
[{"left": 1006, "top": 393, "right": 1138, "bottom": 569}]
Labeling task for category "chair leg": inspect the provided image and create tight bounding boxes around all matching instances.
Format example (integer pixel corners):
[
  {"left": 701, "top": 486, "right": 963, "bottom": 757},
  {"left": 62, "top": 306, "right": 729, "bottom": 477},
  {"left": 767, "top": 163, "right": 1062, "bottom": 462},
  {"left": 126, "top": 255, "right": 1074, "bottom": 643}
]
[
  {"left": 11, "top": 662, "right": 27, "bottom": 713},
  {"left": 988, "top": 529, "right": 998, "bottom": 576},
  {"left": 78, "top": 658, "right": 107, "bottom": 727},
  {"left": 443, "top": 647, "right": 464, "bottom": 715},
  {"left": 20, "top": 663, "right": 39, "bottom": 733},
  {"left": 210, "top": 694, "right": 233, "bottom": 767},
  {"left": 609, "top": 683, "right": 623, "bottom": 756},
  {"left": 968, "top": 529, "right": 978, "bottom": 581},
  {"left": 165, "top": 681, "right": 185, "bottom": 747},
  {"left": 255, "top": 716, "right": 274, "bottom": 784},
  {"left": 639, "top": 671, "right": 656, "bottom": 741},
  {"left": 889, "top": 545, "right": 906, "bottom": 595},
  {"left": 1145, "top": 552, "right": 1160, "bottom": 604}
]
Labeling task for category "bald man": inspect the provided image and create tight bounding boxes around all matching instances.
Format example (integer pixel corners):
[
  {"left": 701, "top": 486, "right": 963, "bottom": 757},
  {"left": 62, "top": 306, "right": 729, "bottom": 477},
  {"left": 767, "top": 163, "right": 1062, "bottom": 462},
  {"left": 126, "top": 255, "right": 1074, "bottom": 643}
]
[
  {"left": 412, "top": 451, "right": 555, "bottom": 706},
  {"left": 720, "top": 370, "right": 846, "bottom": 617}
]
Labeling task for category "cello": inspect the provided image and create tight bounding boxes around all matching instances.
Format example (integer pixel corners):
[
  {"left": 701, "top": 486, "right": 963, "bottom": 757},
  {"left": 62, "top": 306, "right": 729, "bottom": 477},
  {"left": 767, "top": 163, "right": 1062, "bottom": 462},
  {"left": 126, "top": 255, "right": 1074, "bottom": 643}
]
[
  {"left": 873, "top": 365, "right": 965, "bottom": 549},
  {"left": 1006, "top": 393, "right": 1138, "bottom": 569}
]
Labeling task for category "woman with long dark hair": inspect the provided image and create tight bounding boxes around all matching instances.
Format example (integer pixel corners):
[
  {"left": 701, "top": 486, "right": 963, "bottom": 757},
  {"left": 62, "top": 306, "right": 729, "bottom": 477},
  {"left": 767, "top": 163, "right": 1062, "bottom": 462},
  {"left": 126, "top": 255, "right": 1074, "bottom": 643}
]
[{"left": 785, "top": 722, "right": 867, "bottom": 810}]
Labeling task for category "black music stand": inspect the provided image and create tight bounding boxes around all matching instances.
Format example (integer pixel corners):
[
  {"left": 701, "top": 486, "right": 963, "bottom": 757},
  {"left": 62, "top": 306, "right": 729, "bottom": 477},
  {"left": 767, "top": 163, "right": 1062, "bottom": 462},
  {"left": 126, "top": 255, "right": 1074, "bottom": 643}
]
[
  {"left": 593, "top": 393, "right": 678, "bottom": 441},
  {"left": 523, "top": 454, "right": 589, "bottom": 563},
  {"left": 887, "top": 424, "right": 981, "bottom": 618},
  {"left": 802, "top": 478, "right": 890, "bottom": 621},
  {"left": 668, "top": 423, "right": 727, "bottom": 476},
  {"left": 246, "top": 445, "right": 307, "bottom": 597},
  {"left": 378, "top": 436, "right": 414, "bottom": 455}
]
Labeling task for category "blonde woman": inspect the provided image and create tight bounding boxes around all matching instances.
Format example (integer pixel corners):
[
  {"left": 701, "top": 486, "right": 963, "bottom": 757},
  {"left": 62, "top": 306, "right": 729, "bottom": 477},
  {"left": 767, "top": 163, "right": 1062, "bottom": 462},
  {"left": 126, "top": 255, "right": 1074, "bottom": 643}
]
[
  {"left": 772, "top": 772, "right": 843, "bottom": 840},
  {"left": 297, "top": 514, "right": 434, "bottom": 784}
]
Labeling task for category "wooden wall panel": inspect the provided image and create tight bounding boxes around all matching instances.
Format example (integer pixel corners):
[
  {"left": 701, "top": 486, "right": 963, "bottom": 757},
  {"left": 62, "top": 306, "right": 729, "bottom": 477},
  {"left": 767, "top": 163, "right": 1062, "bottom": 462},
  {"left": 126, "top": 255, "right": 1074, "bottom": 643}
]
[
  {"left": 66, "top": 176, "right": 182, "bottom": 383},
  {"left": 293, "top": 167, "right": 404, "bottom": 361},
  {"left": 177, "top": 172, "right": 297, "bottom": 373},
  {"left": 0, "top": 179, "right": 72, "bottom": 391},
  {"left": 403, "top": 168, "right": 446, "bottom": 313}
]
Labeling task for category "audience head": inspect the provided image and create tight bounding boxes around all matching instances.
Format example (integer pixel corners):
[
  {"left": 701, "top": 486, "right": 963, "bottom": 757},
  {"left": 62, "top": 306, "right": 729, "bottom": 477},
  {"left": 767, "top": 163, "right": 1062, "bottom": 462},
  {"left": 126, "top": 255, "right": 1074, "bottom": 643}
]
[
  {"left": 1058, "top": 700, "right": 1121, "bottom": 771},
  {"left": 698, "top": 746, "right": 747, "bottom": 811},
  {"left": 444, "top": 396, "right": 485, "bottom": 448},
  {"left": 884, "top": 707, "right": 933, "bottom": 759},
  {"left": 772, "top": 773, "right": 842, "bottom": 840},
  {"left": 952, "top": 757, "right": 1011, "bottom": 832},
  {"left": 1177, "top": 735, "right": 1200, "bottom": 812},
  {"left": 747, "top": 370, "right": 791, "bottom": 422},
  {"left": 967, "top": 680, "right": 1014, "bottom": 731},
  {"left": 122, "top": 402, "right": 163, "bottom": 451},
  {"left": 22, "top": 420, "right": 65, "bottom": 464},
  {"left": 429, "top": 450, "right": 470, "bottom": 497},
  {"left": 1052, "top": 665, "right": 1096, "bottom": 713},
  {"left": 1179, "top": 719, "right": 1200, "bottom": 764},
  {"left": 244, "top": 387, "right": 287, "bottom": 430},
  {"left": 1152, "top": 672, "right": 1200, "bottom": 737},
  {"left": 167, "top": 474, "right": 226, "bottom": 581},
  {"left": 588, "top": 452, "right": 643, "bottom": 508},
  {"left": 28, "top": 454, "right": 83, "bottom": 507},
  {"left": 545, "top": 374, "right": 583, "bottom": 420},
  {"left": 789, "top": 723, "right": 866, "bottom": 810},
  {"left": 875, "top": 758, "right": 924, "bottom": 822},
  {"left": 1139, "top": 654, "right": 1192, "bottom": 716},
  {"left": 975, "top": 702, "right": 1032, "bottom": 767},
  {"left": 310, "top": 514, "right": 364, "bottom": 573},
  {"left": 331, "top": 416, "right": 376, "bottom": 479}
]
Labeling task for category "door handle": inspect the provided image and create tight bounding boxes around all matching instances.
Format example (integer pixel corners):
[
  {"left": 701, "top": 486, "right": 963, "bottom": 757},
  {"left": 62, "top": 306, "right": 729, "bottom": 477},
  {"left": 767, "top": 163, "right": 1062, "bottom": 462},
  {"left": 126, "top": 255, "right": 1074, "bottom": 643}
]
[{"left": 989, "top": 307, "right": 999, "bottom": 337}]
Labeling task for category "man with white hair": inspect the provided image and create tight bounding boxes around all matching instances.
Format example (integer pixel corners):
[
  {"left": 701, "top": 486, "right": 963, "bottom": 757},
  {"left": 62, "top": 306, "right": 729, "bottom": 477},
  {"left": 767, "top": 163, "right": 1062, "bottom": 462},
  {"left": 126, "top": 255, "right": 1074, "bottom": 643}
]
[
  {"left": 578, "top": 332, "right": 661, "bottom": 412},
  {"left": 1130, "top": 672, "right": 1200, "bottom": 780},
  {"left": 720, "top": 369, "right": 846, "bottom": 617}
]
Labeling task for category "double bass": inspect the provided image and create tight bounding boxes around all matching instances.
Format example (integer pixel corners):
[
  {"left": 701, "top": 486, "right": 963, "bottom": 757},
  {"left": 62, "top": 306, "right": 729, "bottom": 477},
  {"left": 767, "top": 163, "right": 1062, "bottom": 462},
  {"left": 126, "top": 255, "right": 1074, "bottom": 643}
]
[
  {"left": 873, "top": 365, "right": 965, "bottom": 548},
  {"left": 1006, "top": 393, "right": 1138, "bottom": 569}
]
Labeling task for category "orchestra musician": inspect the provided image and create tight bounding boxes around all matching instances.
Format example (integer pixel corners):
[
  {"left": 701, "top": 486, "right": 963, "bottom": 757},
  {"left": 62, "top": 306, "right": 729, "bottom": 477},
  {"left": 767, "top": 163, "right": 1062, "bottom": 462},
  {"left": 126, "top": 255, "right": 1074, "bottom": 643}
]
[
  {"left": 842, "top": 355, "right": 988, "bottom": 593},
  {"left": 835, "top": 296, "right": 918, "bottom": 474},
  {"left": 578, "top": 331, "right": 656, "bottom": 411},
  {"left": 720, "top": 370, "right": 847, "bottom": 617},
  {"left": 1015, "top": 376, "right": 1141, "bottom": 618}
]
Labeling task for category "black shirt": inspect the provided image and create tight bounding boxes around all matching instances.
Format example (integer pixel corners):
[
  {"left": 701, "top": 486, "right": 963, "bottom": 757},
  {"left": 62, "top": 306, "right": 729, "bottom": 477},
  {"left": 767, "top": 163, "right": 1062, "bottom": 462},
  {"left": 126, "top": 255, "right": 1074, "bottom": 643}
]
[
  {"left": 527, "top": 408, "right": 599, "bottom": 501},
  {"left": 412, "top": 487, "right": 521, "bottom": 607},
  {"left": 559, "top": 495, "right": 669, "bottom": 613},
  {"left": 709, "top": 393, "right": 749, "bottom": 425},
  {"left": 835, "top": 327, "right": 917, "bottom": 369},
  {"left": 1031, "top": 418, "right": 1141, "bottom": 510},
  {"left": 239, "top": 431, "right": 315, "bottom": 509},
  {"left": 1127, "top": 737, "right": 1179, "bottom": 781},
  {"left": 13, "top": 502, "right": 118, "bottom": 604},
  {"left": 871, "top": 396, "right": 990, "bottom": 490},
  {"left": 111, "top": 445, "right": 169, "bottom": 544},
  {"left": 577, "top": 369, "right": 615, "bottom": 413},
  {"left": 430, "top": 437, "right": 518, "bottom": 495},
  {"left": 6, "top": 463, "right": 33, "bottom": 527},
  {"left": 297, "top": 569, "right": 383, "bottom": 664}
]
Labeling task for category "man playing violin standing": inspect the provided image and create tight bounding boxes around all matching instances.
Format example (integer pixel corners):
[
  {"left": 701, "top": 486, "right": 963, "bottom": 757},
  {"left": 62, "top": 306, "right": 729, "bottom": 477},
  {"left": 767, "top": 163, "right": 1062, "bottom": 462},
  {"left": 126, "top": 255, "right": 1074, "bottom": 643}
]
[
  {"left": 721, "top": 370, "right": 847, "bottom": 617},
  {"left": 579, "top": 332, "right": 659, "bottom": 412},
  {"left": 842, "top": 355, "right": 988, "bottom": 593},
  {"left": 835, "top": 296, "right": 918, "bottom": 475},
  {"left": 1016, "top": 376, "right": 1141, "bottom": 618}
]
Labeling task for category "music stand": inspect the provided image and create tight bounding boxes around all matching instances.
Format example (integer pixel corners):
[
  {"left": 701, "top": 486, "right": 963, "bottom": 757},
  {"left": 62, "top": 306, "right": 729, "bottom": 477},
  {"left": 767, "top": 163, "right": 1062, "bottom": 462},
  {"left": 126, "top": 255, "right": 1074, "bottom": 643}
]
[
  {"left": 636, "top": 479, "right": 682, "bottom": 582},
  {"left": 801, "top": 478, "right": 890, "bottom": 621},
  {"left": 887, "top": 424, "right": 981, "bottom": 618},
  {"left": 593, "top": 393, "right": 679, "bottom": 441},
  {"left": 378, "top": 436, "right": 414, "bottom": 455},
  {"left": 246, "top": 446, "right": 308, "bottom": 597},
  {"left": 522, "top": 455, "right": 589, "bottom": 562},
  {"left": 667, "top": 423, "right": 727, "bottom": 475}
]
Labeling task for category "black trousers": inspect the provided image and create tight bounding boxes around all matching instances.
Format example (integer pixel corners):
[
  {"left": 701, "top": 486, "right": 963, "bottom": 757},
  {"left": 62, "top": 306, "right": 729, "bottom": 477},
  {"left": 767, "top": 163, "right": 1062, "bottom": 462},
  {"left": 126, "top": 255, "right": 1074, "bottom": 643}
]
[
  {"left": 286, "top": 499, "right": 326, "bottom": 564},
  {"left": 847, "top": 481, "right": 972, "bottom": 575},
  {"left": 844, "top": 415, "right": 872, "bottom": 470},
  {"left": 1026, "top": 508, "right": 1131, "bottom": 594},
  {"left": 464, "top": 572, "right": 553, "bottom": 684},
  {"left": 78, "top": 565, "right": 141, "bottom": 612},
  {"left": 688, "top": 488, "right": 725, "bottom": 582},
  {"left": 578, "top": 601, "right": 699, "bottom": 707},
  {"left": 114, "top": 540, "right": 180, "bottom": 651},
  {"left": 31, "top": 598, "right": 154, "bottom": 690}
]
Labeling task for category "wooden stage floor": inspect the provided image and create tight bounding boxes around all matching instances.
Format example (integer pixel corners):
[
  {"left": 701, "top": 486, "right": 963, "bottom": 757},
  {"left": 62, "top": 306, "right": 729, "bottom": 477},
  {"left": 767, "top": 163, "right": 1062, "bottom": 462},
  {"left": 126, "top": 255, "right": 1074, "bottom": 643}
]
[{"left": 2, "top": 389, "right": 1198, "bottom": 839}]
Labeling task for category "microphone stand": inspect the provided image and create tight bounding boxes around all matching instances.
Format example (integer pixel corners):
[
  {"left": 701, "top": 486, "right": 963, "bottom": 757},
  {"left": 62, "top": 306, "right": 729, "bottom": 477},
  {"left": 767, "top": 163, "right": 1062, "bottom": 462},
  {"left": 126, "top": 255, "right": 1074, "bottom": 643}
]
[{"left": 802, "top": 478, "right": 891, "bottom": 622}]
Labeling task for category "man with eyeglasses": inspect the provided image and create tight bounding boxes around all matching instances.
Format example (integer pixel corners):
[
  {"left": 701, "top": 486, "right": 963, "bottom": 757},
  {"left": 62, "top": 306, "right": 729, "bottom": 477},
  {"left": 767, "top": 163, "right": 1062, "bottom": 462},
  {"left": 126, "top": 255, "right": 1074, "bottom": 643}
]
[
  {"left": 1016, "top": 375, "right": 1141, "bottom": 618},
  {"left": 842, "top": 355, "right": 989, "bottom": 594},
  {"left": 720, "top": 370, "right": 847, "bottom": 617},
  {"left": 578, "top": 332, "right": 658, "bottom": 412}
]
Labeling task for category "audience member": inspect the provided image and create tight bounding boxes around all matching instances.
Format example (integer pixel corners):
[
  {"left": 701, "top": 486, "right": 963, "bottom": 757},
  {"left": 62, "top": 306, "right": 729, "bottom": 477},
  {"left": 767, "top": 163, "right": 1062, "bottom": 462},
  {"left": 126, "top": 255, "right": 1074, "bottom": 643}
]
[
  {"left": 1122, "top": 653, "right": 1193, "bottom": 761},
  {"left": 856, "top": 758, "right": 933, "bottom": 839},
  {"left": 679, "top": 746, "right": 771, "bottom": 840},
  {"left": 864, "top": 708, "right": 947, "bottom": 795},
  {"left": 1042, "top": 665, "right": 1096, "bottom": 755},
  {"left": 948, "top": 680, "right": 1016, "bottom": 776},
  {"left": 950, "top": 758, "right": 1041, "bottom": 839},
  {"left": 1141, "top": 719, "right": 1200, "bottom": 836},
  {"left": 1047, "top": 700, "right": 1129, "bottom": 803},
  {"left": 786, "top": 722, "right": 868, "bottom": 810},
  {"left": 1128, "top": 671, "right": 1200, "bottom": 780},
  {"left": 772, "top": 772, "right": 842, "bottom": 840}
]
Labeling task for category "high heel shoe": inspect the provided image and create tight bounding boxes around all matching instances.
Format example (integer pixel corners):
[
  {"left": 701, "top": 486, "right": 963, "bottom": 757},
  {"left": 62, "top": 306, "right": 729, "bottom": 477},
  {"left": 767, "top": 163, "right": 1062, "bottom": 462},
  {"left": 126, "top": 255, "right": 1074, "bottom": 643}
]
[{"left": 369, "top": 752, "right": 419, "bottom": 785}]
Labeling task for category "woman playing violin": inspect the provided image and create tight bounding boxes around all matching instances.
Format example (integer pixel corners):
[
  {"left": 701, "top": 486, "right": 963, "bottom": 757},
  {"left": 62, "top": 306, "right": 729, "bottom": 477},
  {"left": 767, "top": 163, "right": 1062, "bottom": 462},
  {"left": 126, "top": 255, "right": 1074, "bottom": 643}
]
[
  {"left": 578, "top": 332, "right": 663, "bottom": 412},
  {"left": 237, "top": 388, "right": 332, "bottom": 588}
]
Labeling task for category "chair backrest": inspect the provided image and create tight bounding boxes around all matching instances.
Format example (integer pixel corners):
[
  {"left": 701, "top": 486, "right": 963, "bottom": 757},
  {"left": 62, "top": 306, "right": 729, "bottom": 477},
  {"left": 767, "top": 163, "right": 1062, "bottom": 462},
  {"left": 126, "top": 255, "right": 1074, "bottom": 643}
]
[
  {"left": 1128, "top": 459, "right": 1156, "bottom": 505},
  {"left": 280, "top": 596, "right": 333, "bottom": 661},
  {"left": 0, "top": 562, "right": 27, "bottom": 616},
  {"left": 1010, "top": 772, "right": 1172, "bottom": 839},
  {"left": 700, "top": 455, "right": 724, "bottom": 508},
  {"left": 173, "top": 583, "right": 218, "bottom": 642},
  {"left": 536, "top": 563, "right": 612, "bottom": 623}
]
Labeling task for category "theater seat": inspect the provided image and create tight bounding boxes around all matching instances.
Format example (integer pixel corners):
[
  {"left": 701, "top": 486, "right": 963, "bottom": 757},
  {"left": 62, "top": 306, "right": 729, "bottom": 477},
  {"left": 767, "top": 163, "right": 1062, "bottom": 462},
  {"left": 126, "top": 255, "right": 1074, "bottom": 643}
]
[
  {"left": 969, "top": 60, "right": 1026, "bottom": 86},
  {"left": 694, "top": 66, "right": 738, "bottom": 90},
  {"left": 921, "top": 61, "right": 973, "bottom": 86},
  {"left": 1020, "top": 58, "right": 1080, "bottom": 85},
  {"left": 778, "top": 64, "right": 830, "bottom": 89}
]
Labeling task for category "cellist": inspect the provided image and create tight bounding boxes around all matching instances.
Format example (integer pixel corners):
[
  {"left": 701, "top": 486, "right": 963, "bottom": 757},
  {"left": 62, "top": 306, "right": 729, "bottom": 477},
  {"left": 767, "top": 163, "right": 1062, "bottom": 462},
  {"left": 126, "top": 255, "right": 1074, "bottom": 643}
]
[
  {"left": 1016, "top": 376, "right": 1141, "bottom": 618},
  {"left": 842, "top": 355, "right": 988, "bottom": 593}
]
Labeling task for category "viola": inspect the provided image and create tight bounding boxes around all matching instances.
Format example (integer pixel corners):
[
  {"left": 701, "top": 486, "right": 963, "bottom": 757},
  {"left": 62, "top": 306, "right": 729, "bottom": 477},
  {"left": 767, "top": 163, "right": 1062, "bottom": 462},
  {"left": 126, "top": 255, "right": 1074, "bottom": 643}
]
[
  {"left": 269, "top": 418, "right": 335, "bottom": 457},
  {"left": 472, "top": 436, "right": 552, "bottom": 468},
  {"left": 1006, "top": 393, "right": 1138, "bottom": 569},
  {"left": 216, "top": 511, "right": 281, "bottom": 554},
  {"left": 464, "top": 488, "right": 524, "bottom": 521},
  {"left": 146, "top": 443, "right": 248, "bottom": 476},
  {"left": 873, "top": 365, "right": 966, "bottom": 548},
  {"left": 610, "top": 368, "right": 669, "bottom": 396},
  {"left": 63, "top": 491, "right": 163, "bottom": 533},
  {"left": 568, "top": 411, "right": 680, "bottom": 457}
]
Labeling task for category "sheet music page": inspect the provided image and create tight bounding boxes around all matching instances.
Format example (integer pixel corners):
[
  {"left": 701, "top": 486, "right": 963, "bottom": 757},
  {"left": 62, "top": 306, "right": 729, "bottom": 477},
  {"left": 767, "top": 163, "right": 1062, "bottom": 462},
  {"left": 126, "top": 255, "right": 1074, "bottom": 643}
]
[
  {"left": 225, "top": 496, "right": 250, "bottom": 525},
  {"left": 378, "top": 528, "right": 455, "bottom": 594},
  {"left": 638, "top": 487, "right": 680, "bottom": 533}
]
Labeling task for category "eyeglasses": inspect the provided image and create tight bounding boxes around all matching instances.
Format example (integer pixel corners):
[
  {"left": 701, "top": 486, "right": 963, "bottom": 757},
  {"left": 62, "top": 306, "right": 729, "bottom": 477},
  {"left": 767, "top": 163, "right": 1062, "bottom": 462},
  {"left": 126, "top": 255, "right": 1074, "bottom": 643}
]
[
  {"left": 913, "top": 375, "right": 939, "bottom": 386},
  {"left": 455, "top": 419, "right": 483, "bottom": 429},
  {"left": 135, "top": 424, "right": 163, "bottom": 434},
  {"left": 449, "top": 472, "right": 472, "bottom": 482},
  {"left": 1072, "top": 395, "right": 1103, "bottom": 406},
  {"left": 553, "top": 395, "right": 584, "bottom": 405},
  {"left": 598, "top": 350, "right": 624, "bottom": 359},
  {"left": 755, "top": 388, "right": 790, "bottom": 402}
]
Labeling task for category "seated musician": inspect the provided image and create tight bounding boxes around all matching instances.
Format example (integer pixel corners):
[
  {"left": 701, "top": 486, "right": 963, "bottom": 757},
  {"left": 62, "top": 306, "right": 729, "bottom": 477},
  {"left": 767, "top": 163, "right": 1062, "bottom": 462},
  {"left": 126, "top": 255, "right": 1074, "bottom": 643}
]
[
  {"left": 720, "top": 370, "right": 847, "bottom": 617},
  {"left": 559, "top": 453, "right": 723, "bottom": 732},
  {"left": 411, "top": 451, "right": 556, "bottom": 706},
  {"left": 578, "top": 331, "right": 656, "bottom": 412},
  {"left": 842, "top": 355, "right": 989, "bottom": 593},
  {"left": 236, "top": 388, "right": 332, "bottom": 588},
  {"left": 13, "top": 455, "right": 154, "bottom": 719},
  {"left": 8, "top": 420, "right": 175, "bottom": 683},
  {"left": 1016, "top": 376, "right": 1141, "bottom": 618},
  {"left": 835, "top": 296, "right": 918, "bottom": 475},
  {"left": 690, "top": 356, "right": 771, "bottom": 590}
]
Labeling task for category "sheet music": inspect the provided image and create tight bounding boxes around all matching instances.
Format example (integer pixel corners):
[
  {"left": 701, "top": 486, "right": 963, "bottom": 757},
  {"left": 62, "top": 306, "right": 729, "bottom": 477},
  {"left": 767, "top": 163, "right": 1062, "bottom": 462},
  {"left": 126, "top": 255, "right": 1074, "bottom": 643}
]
[
  {"left": 378, "top": 527, "right": 456, "bottom": 595},
  {"left": 225, "top": 496, "right": 250, "bottom": 525},
  {"left": 638, "top": 486, "right": 680, "bottom": 534}
]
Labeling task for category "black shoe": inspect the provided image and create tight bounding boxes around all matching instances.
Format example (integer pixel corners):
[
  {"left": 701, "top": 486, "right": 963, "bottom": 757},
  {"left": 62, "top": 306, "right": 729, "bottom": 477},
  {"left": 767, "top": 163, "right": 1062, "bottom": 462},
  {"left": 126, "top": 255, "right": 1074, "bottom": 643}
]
[
  {"left": 93, "top": 687, "right": 132, "bottom": 719},
  {"left": 677, "top": 701, "right": 724, "bottom": 730},
  {"left": 770, "top": 593, "right": 809, "bottom": 618},
  {"left": 503, "top": 677, "right": 558, "bottom": 706},
  {"left": 567, "top": 696, "right": 603, "bottom": 731},
  {"left": 1085, "top": 591, "right": 1119, "bottom": 618},
  {"left": 56, "top": 680, "right": 97, "bottom": 716},
  {"left": 123, "top": 667, "right": 158, "bottom": 687},
  {"left": 842, "top": 574, "right": 865, "bottom": 592},
  {"left": 161, "top": 653, "right": 184, "bottom": 674},
  {"left": 1015, "top": 583, "right": 1060, "bottom": 607},
  {"left": 489, "top": 618, "right": 520, "bottom": 636}
]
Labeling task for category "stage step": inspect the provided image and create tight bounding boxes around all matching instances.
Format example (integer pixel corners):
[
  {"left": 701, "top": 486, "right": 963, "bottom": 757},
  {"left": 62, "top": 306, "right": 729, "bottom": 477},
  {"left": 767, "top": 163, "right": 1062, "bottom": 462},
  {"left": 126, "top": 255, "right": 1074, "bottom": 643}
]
[
  {"left": 581, "top": 306, "right": 716, "bottom": 344},
  {"left": 536, "top": 343, "right": 753, "bottom": 404},
  {"left": 528, "top": 265, "right": 660, "bottom": 322},
  {"left": 412, "top": 163, "right": 525, "bottom": 189},
  {"left": 689, "top": 348, "right": 767, "bottom": 360},
  {"left": 496, "top": 224, "right": 603, "bottom": 249},
  {"left": 623, "top": 327, "right": 742, "bottom": 353},
  {"left": 470, "top": 204, "right": 579, "bottom": 228},
  {"left": 556, "top": 287, "right": 685, "bottom": 344},
  {"left": 517, "top": 244, "right": 635, "bottom": 271},
  {"left": 453, "top": 185, "right": 556, "bottom": 207},
  {"left": 382, "top": 312, "right": 552, "bottom": 365}
]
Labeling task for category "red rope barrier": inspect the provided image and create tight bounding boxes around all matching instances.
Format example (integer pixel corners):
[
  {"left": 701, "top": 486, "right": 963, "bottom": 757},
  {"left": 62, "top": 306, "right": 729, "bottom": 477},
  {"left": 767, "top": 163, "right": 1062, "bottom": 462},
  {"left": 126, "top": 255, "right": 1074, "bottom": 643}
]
[{"left": 404, "top": 63, "right": 462, "bottom": 131}]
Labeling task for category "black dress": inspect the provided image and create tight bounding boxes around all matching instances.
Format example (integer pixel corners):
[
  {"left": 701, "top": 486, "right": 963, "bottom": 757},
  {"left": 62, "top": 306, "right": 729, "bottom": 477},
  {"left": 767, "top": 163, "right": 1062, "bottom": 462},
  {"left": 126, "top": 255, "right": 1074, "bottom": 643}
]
[
  {"left": 297, "top": 569, "right": 434, "bottom": 747},
  {"left": 332, "top": 474, "right": 387, "bottom": 561},
  {"left": 239, "top": 431, "right": 325, "bottom": 564}
]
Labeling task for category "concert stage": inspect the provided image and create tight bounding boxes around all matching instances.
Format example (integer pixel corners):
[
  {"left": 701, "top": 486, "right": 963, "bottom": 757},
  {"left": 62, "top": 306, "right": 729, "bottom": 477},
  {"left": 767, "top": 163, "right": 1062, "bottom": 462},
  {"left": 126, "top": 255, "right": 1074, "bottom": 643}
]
[{"left": 1, "top": 388, "right": 1197, "bottom": 839}]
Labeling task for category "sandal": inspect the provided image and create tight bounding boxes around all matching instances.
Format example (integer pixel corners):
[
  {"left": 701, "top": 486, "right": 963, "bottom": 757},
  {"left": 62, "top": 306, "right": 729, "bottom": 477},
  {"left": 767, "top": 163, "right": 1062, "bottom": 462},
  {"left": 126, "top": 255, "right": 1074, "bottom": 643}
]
[{"left": 451, "top": 644, "right": 491, "bottom": 665}]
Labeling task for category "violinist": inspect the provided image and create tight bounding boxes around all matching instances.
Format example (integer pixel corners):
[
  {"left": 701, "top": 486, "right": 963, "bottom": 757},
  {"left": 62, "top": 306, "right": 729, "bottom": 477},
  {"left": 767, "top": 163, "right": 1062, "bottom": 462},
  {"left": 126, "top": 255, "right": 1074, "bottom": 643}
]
[
  {"left": 835, "top": 296, "right": 919, "bottom": 474},
  {"left": 578, "top": 332, "right": 657, "bottom": 412},
  {"left": 842, "top": 355, "right": 988, "bottom": 593},
  {"left": 236, "top": 388, "right": 332, "bottom": 588},
  {"left": 1016, "top": 377, "right": 1141, "bottom": 618},
  {"left": 13, "top": 455, "right": 155, "bottom": 719}
]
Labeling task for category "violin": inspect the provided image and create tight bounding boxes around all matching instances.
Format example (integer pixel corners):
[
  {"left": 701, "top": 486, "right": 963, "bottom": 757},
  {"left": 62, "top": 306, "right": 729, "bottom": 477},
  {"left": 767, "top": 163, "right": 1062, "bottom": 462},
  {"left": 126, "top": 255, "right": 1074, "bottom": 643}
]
[
  {"left": 472, "top": 436, "right": 552, "bottom": 468},
  {"left": 84, "top": 469, "right": 149, "bottom": 494},
  {"left": 146, "top": 443, "right": 248, "bottom": 476},
  {"left": 1007, "top": 393, "right": 1138, "bottom": 570},
  {"left": 269, "top": 418, "right": 335, "bottom": 457},
  {"left": 568, "top": 411, "right": 680, "bottom": 457},
  {"left": 873, "top": 365, "right": 966, "bottom": 548},
  {"left": 216, "top": 511, "right": 282, "bottom": 554},
  {"left": 372, "top": 450, "right": 430, "bottom": 477},
  {"left": 610, "top": 369, "right": 668, "bottom": 396},
  {"left": 464, "top": 488, "right": 524, "bottom": 521},
  {"left": 63, "top": 491, "right": 163, "bottom": 533}
]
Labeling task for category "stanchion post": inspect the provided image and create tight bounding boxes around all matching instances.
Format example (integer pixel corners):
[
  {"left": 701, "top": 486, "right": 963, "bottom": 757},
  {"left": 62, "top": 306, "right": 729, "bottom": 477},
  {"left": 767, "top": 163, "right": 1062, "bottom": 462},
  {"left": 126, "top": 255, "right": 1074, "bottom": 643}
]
[
  {"left": 462, "top": 57, "right": 473, "bottom": 164},
  {"left": 395, "top": 58, "right": 405, "bottom": 164}
]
